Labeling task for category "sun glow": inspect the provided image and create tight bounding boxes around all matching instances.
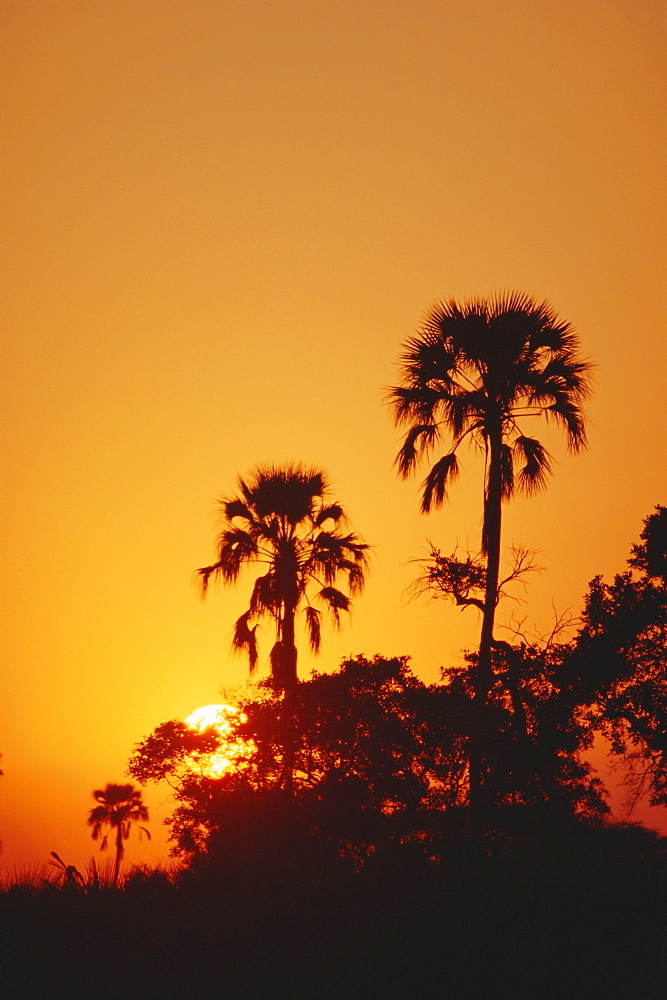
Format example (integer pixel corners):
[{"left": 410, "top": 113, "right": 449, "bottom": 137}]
[{"left": 184, "top": 704, "right": 253, "bottom": 778}]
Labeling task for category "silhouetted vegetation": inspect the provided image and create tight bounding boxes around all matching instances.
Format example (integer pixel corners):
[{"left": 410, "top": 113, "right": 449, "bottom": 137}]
[
  {"left": 4, "top": 504, "right": 667, "bottom": 998},
  {"left": 573, "top": 505, "right": 667, "bottom": 809},
  {"left": 196, "top": 464, "right": 368, "bottom": 693},
  {"left": 5, "top": 306, "right": 667, "bottom": 998},
  {"left": 387, "top": 293, "right": 592, "bottom": 815},
  {"left": 87, "top": 782, "right": 150, "bottom": 886},
  {"left": 3, "top": 819, "right": 665, "bottom": 999}
]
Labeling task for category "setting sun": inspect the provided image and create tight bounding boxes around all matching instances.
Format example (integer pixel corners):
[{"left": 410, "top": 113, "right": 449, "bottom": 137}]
[{"left": 184, "top": 704, "right": 253, "bottom": 778}]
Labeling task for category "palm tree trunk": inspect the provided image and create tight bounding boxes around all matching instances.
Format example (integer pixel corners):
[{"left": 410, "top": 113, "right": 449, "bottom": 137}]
[
  {"left": 113, "top": 823, "right": 123, "bottom": 886},
  {"left": 471, "top": 421, "right": 503, "bottom": 824},
  {"left": 281, "top": 605, "right": 298, "bottom": 693},
  {"left": 280, "top": 605, "right": 298, "bottom": 795}
]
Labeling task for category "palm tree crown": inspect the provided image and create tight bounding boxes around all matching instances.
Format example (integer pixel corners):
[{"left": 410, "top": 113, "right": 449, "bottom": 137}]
[
  {"left": 197, "top": 464, "right": 369, "bottom": 691},
  {"left": 87, "top": 782, "right": 150, "bottom": 884},
  {"left": 389, "top": 291, "right": 592, "bottom": 525}
]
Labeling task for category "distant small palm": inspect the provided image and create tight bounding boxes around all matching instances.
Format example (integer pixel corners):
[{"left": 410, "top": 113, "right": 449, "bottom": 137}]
[
  {"left": 87, "top": 783, "right": 150, "bottom": 885},
  {"left": 197, "top": 464, "right": 368, "bottom": 692}
]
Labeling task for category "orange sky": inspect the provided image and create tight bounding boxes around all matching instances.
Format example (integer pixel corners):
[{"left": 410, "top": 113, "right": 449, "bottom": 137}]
[{"left": 2, "top": 0, "right": 666, "bottom": 873}]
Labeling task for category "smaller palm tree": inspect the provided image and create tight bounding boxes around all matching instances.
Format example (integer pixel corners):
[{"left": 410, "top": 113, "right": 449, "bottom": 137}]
[
  {"left": 87, "top": 783, "right": 150, "bottom": 885},
  {"left": 197, "top": 464, "right": 369, "bottom": 693}
]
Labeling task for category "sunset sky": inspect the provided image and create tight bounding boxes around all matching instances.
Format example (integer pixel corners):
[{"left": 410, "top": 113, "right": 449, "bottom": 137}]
[{"left": 2, "top": 0, "right": 666, "bottom": 872}]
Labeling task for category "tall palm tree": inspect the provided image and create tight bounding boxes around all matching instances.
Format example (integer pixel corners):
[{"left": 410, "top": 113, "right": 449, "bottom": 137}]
[
  {"left": 197, "top": 464, "right": 369, "bottom": 694},
  {"left": 87, "top": 783, "right": 150, "bottom": 885},
  {"left": 388, "top": 292, "right": 592, "bottom": 810}
]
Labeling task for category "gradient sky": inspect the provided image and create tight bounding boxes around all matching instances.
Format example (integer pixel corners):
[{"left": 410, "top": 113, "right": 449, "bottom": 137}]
[{"left": 2, "top": 0, "right": 666, "bottom": 872}]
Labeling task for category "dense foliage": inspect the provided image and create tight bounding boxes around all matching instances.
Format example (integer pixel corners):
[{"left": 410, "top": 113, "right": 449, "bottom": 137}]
[
  {"left": 129, "top": 656, "right": 468, "bottom": 864},
  {"left": 126, "top": 508, "right": 667, "bottom": 876},
  {"left": 573, "top": 505, "right": 667, "bottom": 806},
  {"left": 129, "top": 652, "right": 612, "bottom": 869}
]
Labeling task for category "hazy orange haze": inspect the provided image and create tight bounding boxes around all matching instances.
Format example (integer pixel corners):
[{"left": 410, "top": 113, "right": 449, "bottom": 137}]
[{"left": 2, "top": 0, "right": 666, "bottom": 872}]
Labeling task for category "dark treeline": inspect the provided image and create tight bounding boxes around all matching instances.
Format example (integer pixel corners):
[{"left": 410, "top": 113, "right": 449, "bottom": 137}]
[
  {"left": 3, "top": 298, "right": 666, "bottom": 998},
  {"left": 4, "top": 499, "right": 666, "bottom": 999},
  {"left": 2, "top": 812, "right": 665, "bottom": 998},
  {"left": 122, "top": 507, "right": 667, "bottom": 866}
]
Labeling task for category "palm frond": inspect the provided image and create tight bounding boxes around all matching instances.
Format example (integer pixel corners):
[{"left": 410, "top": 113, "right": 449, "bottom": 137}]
[
  {"left": 546, "top": 394, "right": 588, "bottom": 451},
  {"left": 421, "top": 453, "right": 460, "bottom": 513},
  {"left": 386, "top": 384, "right": 444, "bottom": 425},
  {"left": 423, "top": 298, "right": 481, "bottom": 354},
  {"left": 304, "top": 605, "right": 322, "bottom": 652},
  {"left": 223, "top": 499, "right": 253, "bottom": 522},
  {"left": 444, "top": 394, "right": 486, "bottom": 440},
  {"left": 430, "top": 301, "right": 489, "bottom": 367},
  {"left": 309, "top": 531, "right": 341, "bottom": 581},
  {"left": 315, "top": 503, "right": 344, "bottom": 526},
  {"left": 514, "top": 435, "right": 552, "bottom": 495},
  {"left": 396, "top": 423, "right": 440, "bottom": 477},
  {"left": 219, "top": 528, "right": 258, "bottom": 574},
  {"left": 314, "top": 529, "right": 367, "bottom": 555},
  {"left": 318, "top": 586, "right": 351, "bottom": 627},
  {"left": 237, "top": 474, "right": 254, "bottom": 506},
  {"left": 488, "top": 306, "right": 540, "bottom": 370},
  {"left": 195, "top": 564, "right": 218, "bottom": 598},
  {"left": 232, "top": 611, "right": 259, "bottom": 672},
  {"left": 310, "top": 531, "right": 368, "bottom": 588},
  {"left": 345, "top": 561, "right": 367, "bottom": 596},
  {"left": 487, "top": 292, "right": 565, "bottom": 353},
  {"left": 536, "top": 355, "right": 594, "bottom": 399},
  {"left": 249, "top": 572, "right": 277, "bottom": 616},
  {"left": 400, "top": 333, "right": 459, "bottom": 386},
  {"left": 196, "top": 529, "right": 257, "bottom": 594}
]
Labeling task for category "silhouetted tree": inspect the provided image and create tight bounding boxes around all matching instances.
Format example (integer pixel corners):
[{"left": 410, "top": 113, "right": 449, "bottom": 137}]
[
  {"left": 574, "top": 506, "right": 667, "bottom": 808},
  {"left": 129, "top": 656, "right": 471, "bottom": 865},
  {"left": 126, "top": 719, "right": 224, "bottom": 785},
  {"left": 463, "top": 640, "right": 607, "bottom": 816},
  {"left": 196, "top": 464, "right": 368, "bottom": 694},
  {"left": 629, "top": 504, "right": 667, "bottom": 584},
  {"left": 388, "top": 293, "right": 592, "bottom": 814},
  {"left": 87, "top": 783, "right": 150, "bottom": 885}
]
